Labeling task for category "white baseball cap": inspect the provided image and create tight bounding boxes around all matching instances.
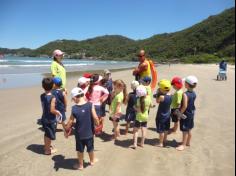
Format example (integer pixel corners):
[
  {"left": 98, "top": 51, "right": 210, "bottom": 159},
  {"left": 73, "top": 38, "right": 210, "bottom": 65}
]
[
  {"left": 136, "top": 85, "right": 147, "bottom": 97},
  {"left": 71, "top": 87, "right": 84, "bottom": 98},
  {"left": 78, "top": 77, "right": 90, "bottom": 86},
  {"left": 131, "top": 80, "right": 139, "bottom": 90},
  {"left": 184, "top": 76, "right": 198, "bottom": 85}
]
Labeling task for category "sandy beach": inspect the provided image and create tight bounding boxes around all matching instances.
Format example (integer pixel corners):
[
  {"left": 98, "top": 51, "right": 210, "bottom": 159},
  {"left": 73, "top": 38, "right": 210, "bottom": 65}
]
[{"left": 0, "top": 64, "right": 235, "bottom": 176}]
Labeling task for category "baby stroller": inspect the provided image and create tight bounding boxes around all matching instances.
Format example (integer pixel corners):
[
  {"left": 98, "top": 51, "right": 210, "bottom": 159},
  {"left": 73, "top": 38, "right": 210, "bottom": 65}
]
[{"left": 217, "top": 69, "right": 227, "bottom": 81}]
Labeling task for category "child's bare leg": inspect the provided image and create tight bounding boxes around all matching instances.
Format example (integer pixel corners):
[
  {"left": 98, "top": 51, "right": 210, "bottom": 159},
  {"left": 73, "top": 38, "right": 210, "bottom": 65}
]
[
  {"left": 101, "top": 117, "right": 105, "bottom": 129},
  {"left": 140, "top": 127, "right": 147, "bottom": 147},
  {"left": 132, "top": 128, "right": 138, "bottom": 149},
  {"left": 157, "top": 133, "right": 164, "bottom": 147},
  {"left": 173, "top": 122, "right": 179, "bottom": 133},
  {"left": 125, "top": 122, "right": 130, "bottom": 135},
  {"left": 164, "top": 131, "right": 168, "bottom": 144},
  {"left": 88, "top": 151, "right": 98, "bottom": 166},
  {"left": 74, "top": 152, "right": 84, "bottom": 170},
  {"left": 186, "top": 130, "right": 192, "bottom": 146},
  {"left": 44, "top": 136, "right": 51, "bottom": 154},
  {"left": 176, "top": 132, "right": 188, "bottom": 151},
  {"left": 112, "top": 121, "right": 120, "bottom": 139}
]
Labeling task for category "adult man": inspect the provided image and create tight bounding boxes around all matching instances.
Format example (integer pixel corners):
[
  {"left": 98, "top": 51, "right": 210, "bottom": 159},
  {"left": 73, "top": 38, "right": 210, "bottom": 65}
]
[{"left": 133, "top": 50, "right": 151, "bottom": 81}]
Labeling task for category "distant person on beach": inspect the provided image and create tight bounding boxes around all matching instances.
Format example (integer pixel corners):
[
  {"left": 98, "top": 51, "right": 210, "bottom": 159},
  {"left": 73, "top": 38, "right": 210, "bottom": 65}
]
[
  {"left": 109, "top": 80, "right": 127, "bottom": 140},
  {"left": 102, "top": 69, "right": 113, "bottom": 106},
  {"left": 51, "top": 49, "right": 66, "bottom": 90},
  {"left": 131, "top": 85, "right": 151, "bottom": 149},
  {"left": 52, "top": 77, "right": 67, "bottom": 123},
  {"left": 169, "top": 77, "right": 183, "bottom": 133},
  {"left": 65, "top": 87, "right": 100, "bottom": 170},
  {"left": 176, "top": 76, "right": 198, "bottom": 151},
  {"left": 124, "top": 81, "right": 139, "bottom": 135},
  {"left": 40, "top": 78, "right": 62, "bottom": 155},
  {"left": 219, "top": 60, "right": 227, "bottom": 71},
  {"left": 155, "top": 79, "right": 172, "bottom": 147},
  {"left": 133, "top": 50, "right": 152, "bottom": 81}
]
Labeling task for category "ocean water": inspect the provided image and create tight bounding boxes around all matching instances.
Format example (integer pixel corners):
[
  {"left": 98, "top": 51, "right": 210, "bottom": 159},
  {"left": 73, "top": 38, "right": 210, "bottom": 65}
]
[{"left": 0, "top": 56, "right": 137, "bottom": 89}]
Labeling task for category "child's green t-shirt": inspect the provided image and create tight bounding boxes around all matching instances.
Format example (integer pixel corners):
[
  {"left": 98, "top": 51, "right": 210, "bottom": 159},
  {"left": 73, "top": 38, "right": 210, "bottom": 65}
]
[
  {"left": 171, "top": 89, "right": 183, "bottom": 109},
  {"left": 111, "top": 92, "right": 124, "bottom": 116},
  {"left": 136, "top": 97, "right": 151, "bottom": 122},
  {"left": 145, "top": 85, "right": 153, "bottom": 102}
]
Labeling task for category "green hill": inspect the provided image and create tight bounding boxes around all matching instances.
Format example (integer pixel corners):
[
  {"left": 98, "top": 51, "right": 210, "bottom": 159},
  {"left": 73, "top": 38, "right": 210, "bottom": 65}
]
[
  {"left": 1, "top": 7, "right": 235, "bottom": 63},
  {"left": 138, "top": 7, "right": 235, "bottom": 62}
]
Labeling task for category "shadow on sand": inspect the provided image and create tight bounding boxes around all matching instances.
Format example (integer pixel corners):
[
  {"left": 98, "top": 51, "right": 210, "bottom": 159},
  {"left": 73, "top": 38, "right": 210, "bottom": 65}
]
[
  {"left": 52, "top": 155, "right": 90, "bottom": 171},
  {"left": 26, "top": 144, "right": 45, "bottom": 155}
]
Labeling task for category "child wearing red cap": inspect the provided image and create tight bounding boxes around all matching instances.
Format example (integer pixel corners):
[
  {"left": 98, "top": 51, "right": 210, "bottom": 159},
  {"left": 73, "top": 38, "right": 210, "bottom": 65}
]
[{"left": 170, "top": 77, "right": 183, "bottom": 133}]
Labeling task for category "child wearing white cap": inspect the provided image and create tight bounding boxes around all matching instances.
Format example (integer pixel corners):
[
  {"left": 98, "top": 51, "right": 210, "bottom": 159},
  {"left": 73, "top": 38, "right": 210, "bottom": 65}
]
[
  {"left": 65, "top": 87, "right": 100, "bottom": 170},
  {"left": 131, "top": 85, "right": 152, "bottom": 149},
  {"left": 176, "top": 76, "right": 198, "bottom": 151}
]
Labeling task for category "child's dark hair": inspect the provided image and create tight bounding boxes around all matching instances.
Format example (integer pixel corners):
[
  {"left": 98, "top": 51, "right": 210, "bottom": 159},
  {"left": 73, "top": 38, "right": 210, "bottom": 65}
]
[
  {"left": 186, "top": 82, "right": 197, "bottom": 89},
  {"left": 42, "top": 78, "right": 54, "bottom": 91},
  {"left": 88, "top": 74, "right": 100, "bottom": 95},
  {"left": 140, "top": 96, "right": 146, "bottom": 113}
]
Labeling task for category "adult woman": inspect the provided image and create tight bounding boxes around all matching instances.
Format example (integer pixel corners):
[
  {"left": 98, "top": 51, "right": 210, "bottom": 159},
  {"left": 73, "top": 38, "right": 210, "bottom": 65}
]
[{"left": 51, "top": 49, "right": 66, "bottom": 90}]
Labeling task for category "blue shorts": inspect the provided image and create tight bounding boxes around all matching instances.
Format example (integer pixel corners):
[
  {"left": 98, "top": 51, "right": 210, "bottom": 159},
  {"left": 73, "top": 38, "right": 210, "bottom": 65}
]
[
  {"left": 42, "top": 122, "right": 57, "bottom": 140},
  {"left": 61, "top": 111, "right": 66, "bottom": 122},
  {"left": 125, "top": 111, "right": 136, "bottom": 122},
  {"left": 156, "top": 117, "right": 170, "bottom": 133},
  {"left": 101, "top": 104, "right": 106, "bottom": 117},
  {"left": 95, "top": 105, "right": 105, "bottom": 117},
  {"left": 180, "top": 117, "right": 194, "bottom": 132},
  {"left": 75, "top": 137, "right": 94, "bottom": 153}
]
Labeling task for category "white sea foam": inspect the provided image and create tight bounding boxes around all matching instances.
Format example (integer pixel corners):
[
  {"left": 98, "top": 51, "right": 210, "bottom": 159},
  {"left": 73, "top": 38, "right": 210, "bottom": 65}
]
[{"left": 0, "top": 63, "right": 94, "bottom": 68}]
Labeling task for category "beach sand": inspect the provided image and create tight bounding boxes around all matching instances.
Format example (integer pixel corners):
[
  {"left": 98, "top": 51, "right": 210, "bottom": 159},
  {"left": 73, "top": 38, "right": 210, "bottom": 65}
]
[{"left": 0, "top": 64, "right": 235, "bottom": 176}]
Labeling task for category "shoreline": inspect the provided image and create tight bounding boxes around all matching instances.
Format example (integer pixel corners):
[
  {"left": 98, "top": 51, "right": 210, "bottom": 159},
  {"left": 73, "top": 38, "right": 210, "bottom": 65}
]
[
  {"left": 0, "top": 67, "right": 135, "bottom": 90},
  {"left": 1, "top": 63, "right": 235, "bottom": 90}
]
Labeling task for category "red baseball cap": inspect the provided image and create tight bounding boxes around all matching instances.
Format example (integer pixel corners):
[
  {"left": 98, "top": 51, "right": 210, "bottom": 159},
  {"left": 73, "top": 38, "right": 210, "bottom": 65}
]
[
  {"left": 83, "top": 73, "right": 93, "bottom": 78},
  {"left": 171, "top": 77, "right": 183, "bottom": 89}
]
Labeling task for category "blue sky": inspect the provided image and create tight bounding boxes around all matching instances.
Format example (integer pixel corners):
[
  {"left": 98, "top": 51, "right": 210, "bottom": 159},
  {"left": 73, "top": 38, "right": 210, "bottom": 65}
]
[{"left": 0, "top": 0, "right": 235, "bottom": 49}]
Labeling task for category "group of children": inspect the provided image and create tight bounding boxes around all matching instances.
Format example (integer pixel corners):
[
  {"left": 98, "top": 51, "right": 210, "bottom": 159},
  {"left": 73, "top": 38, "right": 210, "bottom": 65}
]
[{"left": 40, "top": 69, "right": 198, "bottom": 170}]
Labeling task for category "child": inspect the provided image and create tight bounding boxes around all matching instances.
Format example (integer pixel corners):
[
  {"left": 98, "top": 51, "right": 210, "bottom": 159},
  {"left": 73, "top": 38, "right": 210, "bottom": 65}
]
[
  {"left": 87, "top": 74, "right": 109, "bottom": 134},
  {"left": 176, "top": 76, "right": 198, "bottom": 151},
  {"left": 77, "top": 77, "right": 90, "bottom": 91},
  {"left": 101, "top": 69, "right": 113, "bottom": 116},
  {"left": 52, "top": 77, "right": 67, "bottom": 123},
  {"left": 131, "top": 85, "right": 151, "bottom": 149},
  {"left": 169, "top": 77, "right": 183, "bottom": 133},
  {"left": 103, "top": 69, "right": 113, "bottom": 105},
  {"left": 109, "top": 80, "right": 127, "bottom": 140},
  {"left": 141, "top": 76, "right": 155, "bottom": 110},
  {"left": 124, "top": 81, "right": 139, "bottom": 135},
  {"left": 65, "top": 87, "right": 100, "bottom": 170},
  {"left": 40, "top": 78, "right": 62, "bottom": 155},
  {"left": 155, "top": 79, "right": 172, "bottom": 147}
]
